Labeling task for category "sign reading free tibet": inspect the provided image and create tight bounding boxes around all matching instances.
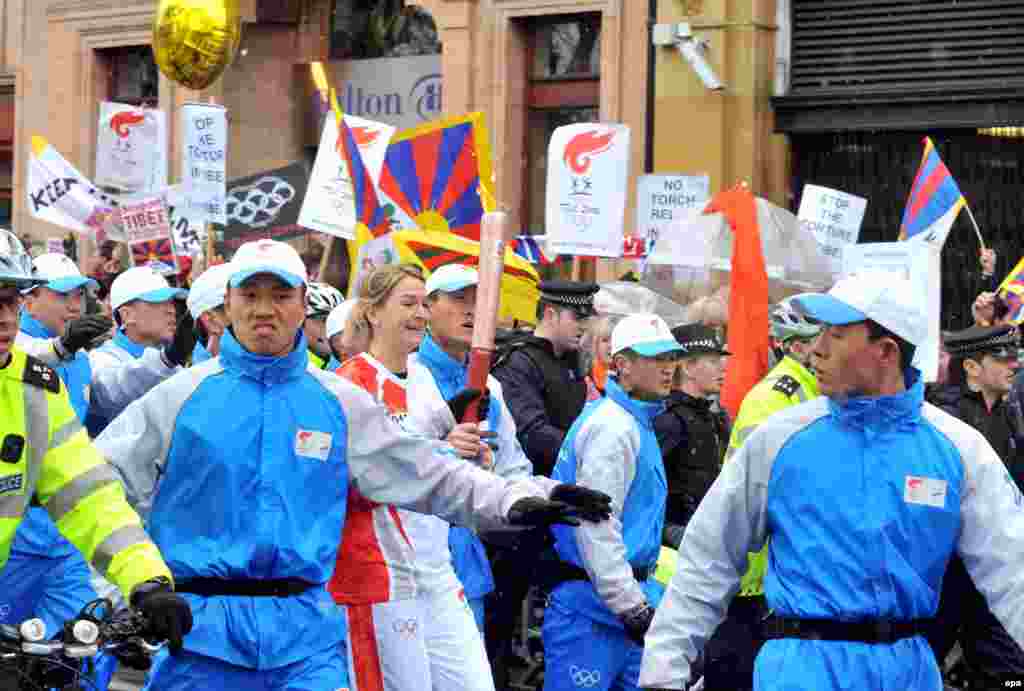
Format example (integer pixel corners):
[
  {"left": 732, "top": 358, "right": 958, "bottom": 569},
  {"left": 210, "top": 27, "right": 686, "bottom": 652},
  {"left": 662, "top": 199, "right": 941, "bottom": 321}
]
[{"left": 326, "top": 55, "right": 442, "bottom": 130}]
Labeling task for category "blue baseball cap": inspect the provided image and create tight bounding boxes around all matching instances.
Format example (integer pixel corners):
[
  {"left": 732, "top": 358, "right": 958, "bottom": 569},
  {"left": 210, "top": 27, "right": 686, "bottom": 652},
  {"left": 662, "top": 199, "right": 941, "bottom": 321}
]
[
  {"left": 611, "top": 314, "right": 685, "bottom": 357},
  {"left": 228, "top": 239, "right": 308, "bottom": 289},
  {"left": 424, "top": 265, "right": 479, "bottom": 296},
  {"left": 30, "top": 253, "right": 98, "bottom": 294}
]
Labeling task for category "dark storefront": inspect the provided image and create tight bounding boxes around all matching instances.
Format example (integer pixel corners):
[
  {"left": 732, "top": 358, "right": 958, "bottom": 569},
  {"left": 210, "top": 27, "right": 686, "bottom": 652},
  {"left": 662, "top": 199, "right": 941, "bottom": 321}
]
[{"left": 774, "top": 1, "right": 1024, "bottom": 329}]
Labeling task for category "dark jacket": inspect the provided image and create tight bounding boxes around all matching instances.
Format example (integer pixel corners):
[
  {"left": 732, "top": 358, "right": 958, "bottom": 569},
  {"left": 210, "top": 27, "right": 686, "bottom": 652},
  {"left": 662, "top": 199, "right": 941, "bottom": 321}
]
[
  {"left": 654, "top": 390, "right": 729, "bottom": 546},
  {"left": 492, "top": 336, "right": 588, "bottom": 477},
  {"left": 924, "top": 382, "right": 1024, "bottom": 685}
]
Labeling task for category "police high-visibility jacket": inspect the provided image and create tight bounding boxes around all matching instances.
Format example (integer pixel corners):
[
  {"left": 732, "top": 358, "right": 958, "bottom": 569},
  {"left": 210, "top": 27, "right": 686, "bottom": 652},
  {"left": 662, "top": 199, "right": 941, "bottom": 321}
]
[
  {"left": 640, "top": 369, "right": 1024, "bottom": 691},
  {"left": 725, "top": 356, "right": 819, "bottom": 597},
  {"left": 95, "top": 330, "right": 547, "bottom": 670},
  {"left": 0, "top": 347, "right": 171, "bottom": 597}
]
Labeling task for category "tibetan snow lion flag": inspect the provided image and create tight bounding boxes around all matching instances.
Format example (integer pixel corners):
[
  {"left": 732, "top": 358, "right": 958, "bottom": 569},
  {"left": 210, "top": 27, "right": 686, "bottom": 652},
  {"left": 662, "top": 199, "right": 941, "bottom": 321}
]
[
  {"left": 898, "top": 137, "right": 965, "bottom": 249},
  {"left": 998, "top": 256, "right": 1024, "bottom": 325}
]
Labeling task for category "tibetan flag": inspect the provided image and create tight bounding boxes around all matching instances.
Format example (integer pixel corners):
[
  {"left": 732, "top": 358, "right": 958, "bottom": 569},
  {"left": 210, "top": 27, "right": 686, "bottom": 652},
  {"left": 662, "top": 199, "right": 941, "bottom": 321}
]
[
  {"left": 705, "top": 184, "right": 771, "bottom": 420},
  {"left": 998, "top": 256, "right": 1024, "bottom": 325},
  {"left": 378, "top": 113, "right": 496, "bottom": 241},
  {"left": 514, "top": 235, "right": 552, "bottom": 265},
  {"left": 391, "top": 230, "right": 539, "bottom": 323},
  {"left": 898, "top": 137, "right": 966, "bottom": 248}
]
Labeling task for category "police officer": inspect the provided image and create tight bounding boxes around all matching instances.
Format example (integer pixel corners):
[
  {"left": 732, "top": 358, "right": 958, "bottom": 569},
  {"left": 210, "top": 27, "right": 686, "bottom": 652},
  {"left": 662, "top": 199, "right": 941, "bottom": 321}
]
[
  {"left": 493, "top": 280, "right": 599, "bottom": 476},
  {"left": 926, "top": 323, "right": 1024, "bottom": 689},
  {"left": 0, "top": 230, "right": 191, "bottom": 654},
  {"left": 655, "top": 324, "right": 729, "bottom": 549}
]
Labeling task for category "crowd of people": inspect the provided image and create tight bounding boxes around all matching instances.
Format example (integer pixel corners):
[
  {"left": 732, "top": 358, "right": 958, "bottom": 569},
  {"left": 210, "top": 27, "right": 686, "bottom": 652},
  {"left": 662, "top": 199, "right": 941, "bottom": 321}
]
[{"left": 2, "top": 227, "right": 1024, "bottom": 691}]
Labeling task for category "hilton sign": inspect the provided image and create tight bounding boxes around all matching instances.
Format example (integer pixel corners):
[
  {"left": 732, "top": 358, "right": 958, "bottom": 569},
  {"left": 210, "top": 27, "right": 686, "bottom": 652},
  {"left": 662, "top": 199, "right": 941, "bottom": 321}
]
[{"left": 322, "top": 55, "right": 443, "bottom": 131}]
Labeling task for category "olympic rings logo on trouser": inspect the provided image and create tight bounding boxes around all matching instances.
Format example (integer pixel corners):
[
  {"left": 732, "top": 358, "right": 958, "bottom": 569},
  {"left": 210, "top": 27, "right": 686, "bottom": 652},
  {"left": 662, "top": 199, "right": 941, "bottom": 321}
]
[{"left": 570, "top": 665, "right": 602, "bottom": 688}]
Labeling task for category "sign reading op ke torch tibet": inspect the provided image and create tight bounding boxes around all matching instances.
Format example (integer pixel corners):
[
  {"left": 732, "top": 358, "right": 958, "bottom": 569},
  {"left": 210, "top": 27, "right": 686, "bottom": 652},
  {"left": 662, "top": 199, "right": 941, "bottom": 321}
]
[
  {"left": 95, "top": 102, "right": 168, "bottom": 193},
  {"left": 181, "top": 103, "right": 228, "bottom": 225},
  {"left": 546, "top": 124, "right": 630, "bottom": 258}
]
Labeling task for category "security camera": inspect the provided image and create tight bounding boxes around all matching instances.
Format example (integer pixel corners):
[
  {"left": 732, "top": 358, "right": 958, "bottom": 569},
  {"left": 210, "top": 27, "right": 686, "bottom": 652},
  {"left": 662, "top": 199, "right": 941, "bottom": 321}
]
[
  {"left": 652, "top": 22, "right": 725, "bottom": 92},
  {"left": 677, "top": 39, "right": 724, "bottom": 91}
]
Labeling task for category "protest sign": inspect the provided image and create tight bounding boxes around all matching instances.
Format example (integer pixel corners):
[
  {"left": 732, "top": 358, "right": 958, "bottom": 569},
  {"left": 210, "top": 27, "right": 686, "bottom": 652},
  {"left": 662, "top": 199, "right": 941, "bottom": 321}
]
[
  {"left": 120, "top": 195, "right": 177, "bottom": 275},
  {"left": 28, "top": 136, "right": 120, "bottom": 236},
  {"left": 220, "top": 162, "right": 311, "bottom": 254},
  {"left": 165, "top": 185, "right": 205, "bottom": 257},
  {"left": 636, "top": 174, "right": 710, "bottom": 252},
  {"left": 545, "top": 123, "right": 630, "bottom": 257},
  {"left": 842, "top": 241, "right": 940, "bottom": 382},
  {"left": 181, "top": 103, "right": 228, "bottom": 224},
  {"left": 299, "top": 113, "right": 394, "bottom": 239},
  {"left": 95, "top": 102, "right": 167, "bottom": 193},
  {"left": 798, "top": 184, "right": 866, "bottom": 274}
]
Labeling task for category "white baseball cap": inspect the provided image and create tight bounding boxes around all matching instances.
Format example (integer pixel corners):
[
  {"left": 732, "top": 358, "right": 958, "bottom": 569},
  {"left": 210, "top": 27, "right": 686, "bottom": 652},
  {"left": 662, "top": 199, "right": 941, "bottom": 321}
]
[
  {"left": 326, "top": 298, "right": 359, "bottom": 339},
  {"left": 792, "top": 270, "right": 927, "bottom": 346},
  {"left": 228, "top": 239, "right": 308, "bottom": 289},
  {"left": 424, "top": 264, "right": 478, "bottom": 296},
  {"left": 110, "top": 266, "right": 187, "bottom": 312},
  {"left": 186, "top": 263, "right": 233, "bottom": 319},
  {"left": 29, "top": 253, "right": 98, "bottom": 294},
  {"left": 611, "top": 313, "right": 684, "bottom": 357}
]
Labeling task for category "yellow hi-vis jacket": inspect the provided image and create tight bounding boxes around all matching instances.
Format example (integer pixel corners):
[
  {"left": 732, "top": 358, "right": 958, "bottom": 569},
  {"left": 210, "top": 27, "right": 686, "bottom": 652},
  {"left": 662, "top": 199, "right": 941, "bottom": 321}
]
[
  {"left": 725, "top": 355, "right": 819, "bottom": 597},
  {"left": 0, "top": 347, "right": 171, "bottom": 597}
]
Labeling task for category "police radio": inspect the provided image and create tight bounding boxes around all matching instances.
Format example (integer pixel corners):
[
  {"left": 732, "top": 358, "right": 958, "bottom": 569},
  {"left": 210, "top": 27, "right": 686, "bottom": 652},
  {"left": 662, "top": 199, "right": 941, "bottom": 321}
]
[{"left": 1, "top": 434, "right": 25, "bottom": 464}]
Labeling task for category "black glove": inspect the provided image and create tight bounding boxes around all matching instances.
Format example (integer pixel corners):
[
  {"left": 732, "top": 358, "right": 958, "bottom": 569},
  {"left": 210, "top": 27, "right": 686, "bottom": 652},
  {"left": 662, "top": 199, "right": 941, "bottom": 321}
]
[
  {"left": 59, "top": 315, "right": 113, "bottom": 355},
  {"left": 507, "top": 497, "right": 581, "bottom": 527},
  {"left": 130, "top": 577, "right": 193, "bottom": 655},
  {"left": 662, "top": 522, "right": 687, "bottom": 548},
  {"left": 620, "top": 601, "right": 655, "bottom": 646},
  {"left": 162, "top": 312, "right": 196, "bottom": 367},
  {"left": 550, "top": 484, "right": 613, "bottom": 522},
  {"left": 446, "top": 388, "right": 491, "bottom": 423}
]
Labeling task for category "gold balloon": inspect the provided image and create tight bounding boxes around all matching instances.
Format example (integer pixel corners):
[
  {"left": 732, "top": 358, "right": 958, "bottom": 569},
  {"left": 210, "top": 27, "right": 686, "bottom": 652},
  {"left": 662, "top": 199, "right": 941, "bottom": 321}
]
[{"left": 153, "top": 0, "right": 242, "bottom": 91}]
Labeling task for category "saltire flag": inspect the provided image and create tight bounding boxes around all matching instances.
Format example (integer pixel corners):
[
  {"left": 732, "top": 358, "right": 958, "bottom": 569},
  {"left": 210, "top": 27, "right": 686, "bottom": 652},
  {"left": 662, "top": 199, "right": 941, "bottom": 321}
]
[
  {"left": 514, "top": 235, "right": 553, "bottom": 265},
  {"left": 28, "top": 135, "right": 120, "bottom": 236},
  {"left": 898, "top": 137, "right": 966, "bottom": 248},
  {"left": 705, "top": 184, "right": 771, "bottom": 420},
  {"left": 997, "top": 256, "right": 1024, "bottom": 325},
  {"left": 391, "top": 230, "right": 539, "bottom": 323},
  {"left": 378, "top": 113, "right": 496, "bottom": 241}
]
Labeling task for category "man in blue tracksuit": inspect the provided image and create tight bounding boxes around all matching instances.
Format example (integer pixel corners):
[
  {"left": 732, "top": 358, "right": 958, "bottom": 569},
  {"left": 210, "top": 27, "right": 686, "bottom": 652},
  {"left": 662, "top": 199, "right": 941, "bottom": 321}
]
[
  {"left": 185, "top": 263, "right": 232, "bottom": 365},
  {"left": 545, "top": 313, "right": 682, "bottom": 691},
  {"left": 96, "top": 239, "right": 612, "bottom": 690},
  {"left": 641, "top": 271, "right": 1024, "bottom": 691}
]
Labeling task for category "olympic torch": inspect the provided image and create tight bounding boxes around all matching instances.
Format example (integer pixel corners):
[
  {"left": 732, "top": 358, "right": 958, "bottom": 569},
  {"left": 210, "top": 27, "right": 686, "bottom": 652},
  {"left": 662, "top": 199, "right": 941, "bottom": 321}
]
[{"left": 462, "top": 210, "right": 513, "bottom": 423}]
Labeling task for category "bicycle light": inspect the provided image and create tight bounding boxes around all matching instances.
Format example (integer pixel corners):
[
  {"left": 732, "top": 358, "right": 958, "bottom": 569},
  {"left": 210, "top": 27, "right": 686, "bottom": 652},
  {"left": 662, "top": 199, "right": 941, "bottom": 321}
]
[
  {"left": 72, "top": 619, "right": 100, "bottom": 645},
  {"left": 18, "top": 618, "right": 45, "bottom": 642}
]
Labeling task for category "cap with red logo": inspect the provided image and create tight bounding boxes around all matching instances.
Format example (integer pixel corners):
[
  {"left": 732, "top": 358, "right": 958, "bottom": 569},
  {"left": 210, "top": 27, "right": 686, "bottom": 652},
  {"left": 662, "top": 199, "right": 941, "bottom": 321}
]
[
  {"left": 228, "top": 239, "right": 308, "bottom": 289},
  {"left": 611, "top": 313, "right": 684, "bottom": 358}
]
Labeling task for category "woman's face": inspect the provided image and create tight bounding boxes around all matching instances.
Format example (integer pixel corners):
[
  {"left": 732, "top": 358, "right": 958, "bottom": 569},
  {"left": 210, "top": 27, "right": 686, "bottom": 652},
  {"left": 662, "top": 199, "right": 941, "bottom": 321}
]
[
  {"left": 370, "top": 276, "right": 429, "bottom": 354},
  {"left": 595, "top": 332, "right": 612, "bottom": 364}
]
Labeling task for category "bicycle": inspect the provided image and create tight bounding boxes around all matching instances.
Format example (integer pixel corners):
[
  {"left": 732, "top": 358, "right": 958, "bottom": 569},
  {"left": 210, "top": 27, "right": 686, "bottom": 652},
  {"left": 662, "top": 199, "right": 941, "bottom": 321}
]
[{"left": 0, "top": 598, "right": 162, "bottom": 691}]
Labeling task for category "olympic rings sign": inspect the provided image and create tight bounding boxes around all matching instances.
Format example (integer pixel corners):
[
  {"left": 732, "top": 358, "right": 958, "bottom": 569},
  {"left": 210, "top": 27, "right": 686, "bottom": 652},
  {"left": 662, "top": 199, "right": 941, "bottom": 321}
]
[{"left": 569, "top": 665, "right": 602, "bottom": 688}]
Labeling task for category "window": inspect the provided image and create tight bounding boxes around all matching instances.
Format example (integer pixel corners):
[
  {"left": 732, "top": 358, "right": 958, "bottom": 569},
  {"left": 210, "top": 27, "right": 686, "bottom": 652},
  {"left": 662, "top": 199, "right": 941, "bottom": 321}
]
[
  {"left": 523, "top": 14, "right": 601, "bottom": 237},
  {"left": 102, "top": 46, "right": 159, "bottom": 106},
  {"left": 330, "top": 1, "right": 441, "bottom": 60}
]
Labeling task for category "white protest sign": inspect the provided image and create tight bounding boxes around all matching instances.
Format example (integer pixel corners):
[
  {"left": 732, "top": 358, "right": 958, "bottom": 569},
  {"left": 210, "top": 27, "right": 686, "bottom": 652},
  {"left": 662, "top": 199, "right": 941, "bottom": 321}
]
[
  {"left": 120, "top": 195, "right": 177, "bottom": 275},
  {"left": 165, "top": 184, "right": 206, "bottom": 257},
  {"left": 96, "top": 102, "right": 167, "bottom": 193},
  {"left": 842, "top": 241, "right": 941, "bottom": 382},
  {"left": 28, "top": 136, "right": 120, "bottom": 236},
  {"left": 181, "top": 103, "right": 227, "bottom": 225},
  {"left": 798, "top": 184, "right": 866, "bottom": 274},
  {"left": 636, "top": 174, "right": 710, "bottom": 251},
  {"left": 299, "top": 113, "right": 395, "bottom": 239},
  {"left": 545, "top": 123, "right": 630, "bottom": 257}
]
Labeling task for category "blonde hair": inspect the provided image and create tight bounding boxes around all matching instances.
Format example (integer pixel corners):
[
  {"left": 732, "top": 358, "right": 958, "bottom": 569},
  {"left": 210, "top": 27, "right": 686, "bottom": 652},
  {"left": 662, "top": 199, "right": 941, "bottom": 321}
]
[
  {"left": 581, "top": 315, "right": 617, "bottom": 373},
  {"left": 350, "top": 264, "right": 425, "bottom": 344}
]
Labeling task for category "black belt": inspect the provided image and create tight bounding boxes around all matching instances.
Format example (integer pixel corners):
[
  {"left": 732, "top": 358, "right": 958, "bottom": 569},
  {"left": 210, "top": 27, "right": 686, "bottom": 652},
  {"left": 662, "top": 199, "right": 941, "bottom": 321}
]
[
  {"left": 762, "top": 616, "right": 934, "bottom": 644},
  {"left": 549, "top": 562, "right": 652, "bottom": 586},
  {"left": 175, "top": 578, "right": 316, "bottom": 598}
]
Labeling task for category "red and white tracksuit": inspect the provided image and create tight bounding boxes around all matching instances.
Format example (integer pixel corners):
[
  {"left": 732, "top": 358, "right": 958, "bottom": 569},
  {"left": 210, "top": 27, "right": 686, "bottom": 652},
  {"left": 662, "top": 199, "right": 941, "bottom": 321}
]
[{"left": 330, "top": 353, "right": 492, "bottom": 691}]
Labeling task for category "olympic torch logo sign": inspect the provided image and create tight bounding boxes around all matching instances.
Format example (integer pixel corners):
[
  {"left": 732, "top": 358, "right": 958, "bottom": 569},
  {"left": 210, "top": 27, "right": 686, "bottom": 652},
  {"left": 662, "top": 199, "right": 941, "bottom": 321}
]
[
  {"left": 563, "top": 129, "right": 616, "bottom": 175},
  {"left": 110, "top": 111, "right": 147, "bottom": 138}
]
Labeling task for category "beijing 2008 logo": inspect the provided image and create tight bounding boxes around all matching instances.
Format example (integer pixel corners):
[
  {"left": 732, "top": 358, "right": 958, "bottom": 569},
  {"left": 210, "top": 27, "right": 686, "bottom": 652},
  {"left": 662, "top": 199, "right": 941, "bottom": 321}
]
[{"left": 563, "top": 129, "right": 616, "bottom": 175}]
